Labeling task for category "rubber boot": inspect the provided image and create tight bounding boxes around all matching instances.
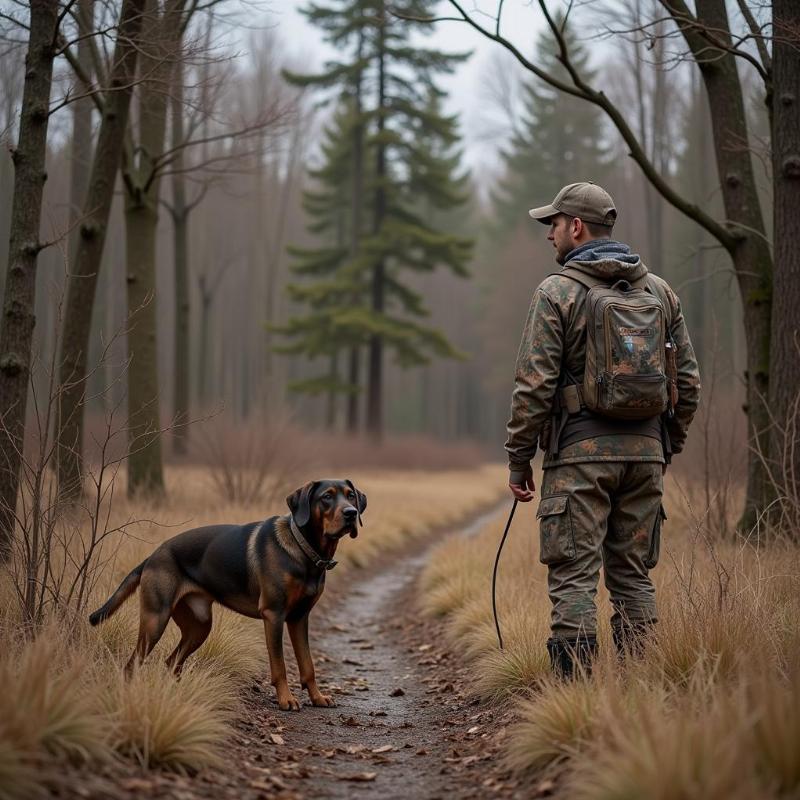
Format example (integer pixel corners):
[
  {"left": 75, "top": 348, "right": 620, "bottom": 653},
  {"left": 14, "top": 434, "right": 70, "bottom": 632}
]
[
  {"left": 547, "top": 635, "right": 598, "bottom": 680},
  {"left": 612, "top": 619, "right": 655, "bottom": 659}
]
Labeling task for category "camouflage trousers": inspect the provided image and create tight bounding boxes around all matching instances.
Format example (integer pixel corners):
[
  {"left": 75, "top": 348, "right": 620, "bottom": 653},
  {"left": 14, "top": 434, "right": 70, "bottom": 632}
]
[{"left": 537, "top": 461, "right": 664, "bottom": 638}]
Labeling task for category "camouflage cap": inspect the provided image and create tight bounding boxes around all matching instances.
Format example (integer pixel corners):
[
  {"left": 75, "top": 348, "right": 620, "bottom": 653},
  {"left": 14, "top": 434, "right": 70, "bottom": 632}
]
[{"left": 529, "top": 182, "right": 617, "bottom": 226}]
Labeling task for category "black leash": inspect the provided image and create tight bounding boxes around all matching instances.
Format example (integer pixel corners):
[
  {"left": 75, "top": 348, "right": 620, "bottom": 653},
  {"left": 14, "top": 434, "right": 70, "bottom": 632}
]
[{"left": 492, "top": 499, "right": 518, "bottom": 650}]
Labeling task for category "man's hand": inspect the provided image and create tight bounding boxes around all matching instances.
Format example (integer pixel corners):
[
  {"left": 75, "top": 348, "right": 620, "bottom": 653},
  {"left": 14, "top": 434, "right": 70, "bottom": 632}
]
[{"left": 509, "top": 466, "right": 536, "bottom": 502}]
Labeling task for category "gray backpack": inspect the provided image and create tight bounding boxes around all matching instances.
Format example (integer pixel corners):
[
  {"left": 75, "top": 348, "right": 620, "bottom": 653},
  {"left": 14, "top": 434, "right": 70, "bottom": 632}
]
[{"left": 560, "top": 266, "right": 673, "bottom": 420}]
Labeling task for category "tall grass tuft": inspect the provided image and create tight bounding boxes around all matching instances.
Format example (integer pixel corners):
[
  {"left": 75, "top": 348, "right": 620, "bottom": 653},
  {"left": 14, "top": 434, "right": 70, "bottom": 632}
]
[
  {"left": 0, "top": 734, "right": 41, "bottom": 800},
  {"left": 418, "top": 472, "right": 800, "bottom": 798},
  {"left": 191, "top": 609, "right": 264, "bottom": 680},
  {"left": 0, "top": 633, "right": 108, "bottom": 764},
  {"left": 567, "top": 688, "right": 761, "bottom": 800},
  {"left": 504, "top": 678, "right": 602, "bottom": 774},
  {"left": 101, "top": 663, "right": 238, "bottom": 772}
]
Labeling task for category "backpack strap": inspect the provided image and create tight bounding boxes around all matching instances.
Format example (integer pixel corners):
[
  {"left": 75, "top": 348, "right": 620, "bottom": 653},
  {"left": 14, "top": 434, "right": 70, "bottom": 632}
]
[
  {"left": 556, "top": 265, "right": 608, "bottom": 290},
  {"left": 642, "top": 275, "right": 674, "bottom": 328},
  {"left": 557, "top": 264, "right": 651, "bottom": 292}
]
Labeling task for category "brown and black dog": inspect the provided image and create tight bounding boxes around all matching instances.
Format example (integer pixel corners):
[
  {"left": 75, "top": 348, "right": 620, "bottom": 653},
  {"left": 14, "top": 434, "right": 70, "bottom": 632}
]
[{"left": 89, "top": 479, "right": 366, "bottom": 711}]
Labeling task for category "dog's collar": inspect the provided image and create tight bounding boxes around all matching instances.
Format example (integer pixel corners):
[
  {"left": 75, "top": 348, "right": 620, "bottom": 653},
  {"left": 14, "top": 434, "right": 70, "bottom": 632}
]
[{"left": 289, "top": 516, "right": 338, "bottom": 571}]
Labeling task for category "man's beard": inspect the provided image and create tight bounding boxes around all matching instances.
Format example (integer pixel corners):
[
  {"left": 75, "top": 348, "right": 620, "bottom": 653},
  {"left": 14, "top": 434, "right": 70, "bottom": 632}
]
[{"left": 555, "top": 244, "right": 571, "bottom": 265}]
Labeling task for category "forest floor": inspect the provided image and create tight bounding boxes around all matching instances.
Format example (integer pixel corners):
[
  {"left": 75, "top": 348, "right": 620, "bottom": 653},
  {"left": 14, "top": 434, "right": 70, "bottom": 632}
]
[{"left": 55, "top": 505, "right": 542, "bottom": 800}]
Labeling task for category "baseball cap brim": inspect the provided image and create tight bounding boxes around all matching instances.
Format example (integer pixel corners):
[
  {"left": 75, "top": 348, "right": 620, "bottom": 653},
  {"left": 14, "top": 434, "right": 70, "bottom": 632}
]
[{"left": 528, "top": 204, "right": 559, "bottom": 224}]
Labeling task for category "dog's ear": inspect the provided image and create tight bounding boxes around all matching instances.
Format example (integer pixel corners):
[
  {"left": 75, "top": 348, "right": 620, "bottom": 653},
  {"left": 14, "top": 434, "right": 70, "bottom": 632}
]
[
  {"left": 286, "top": 481, "right": 316, "bottom": 528},
  {"left": 345, "top": 479, "right": 367, "bottom": 530}
]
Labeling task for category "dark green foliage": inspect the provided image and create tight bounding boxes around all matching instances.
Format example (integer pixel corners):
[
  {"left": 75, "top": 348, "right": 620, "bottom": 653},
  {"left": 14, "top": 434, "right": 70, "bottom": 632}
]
[{"left": 277, "top": 0, "right": 473, "bottom": 420}]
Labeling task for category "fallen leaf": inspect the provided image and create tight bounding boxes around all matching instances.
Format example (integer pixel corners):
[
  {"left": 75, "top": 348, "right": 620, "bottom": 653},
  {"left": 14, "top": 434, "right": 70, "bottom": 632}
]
[
  {"left": 341, "top": 716, "right": 361, "bottom": 727},
  {"left": 371, "top": 744, "right": 393, "bottom": 753},
  {"left": 338, "top": 772, "right": 377, "bottom": 782},
  {"left": 536, "top": 778, "right": 556, "bottom": 796},
  {"left": 270, "top": 733, "right": 285, "bottom": 745},
  {"left": 467, "top": 725, "right": 480, "bottom": 734},
  {"left": 120, "top": 779, "right": 154, "bottom": 791},
  {"left": 418, "top": 643, "right": 433, "bottom": 651}
]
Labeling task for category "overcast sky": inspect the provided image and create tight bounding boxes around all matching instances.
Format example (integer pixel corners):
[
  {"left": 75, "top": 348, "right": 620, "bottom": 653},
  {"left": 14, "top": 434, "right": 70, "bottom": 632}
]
[{"left": 269, "top": 1, "right": 553, "bottom": 175}]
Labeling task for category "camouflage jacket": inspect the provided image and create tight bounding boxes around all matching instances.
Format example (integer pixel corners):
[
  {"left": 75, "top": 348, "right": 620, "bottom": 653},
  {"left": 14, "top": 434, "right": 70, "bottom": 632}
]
[{"left": 505, "top": 242, "right": 701, "bottom": 475}]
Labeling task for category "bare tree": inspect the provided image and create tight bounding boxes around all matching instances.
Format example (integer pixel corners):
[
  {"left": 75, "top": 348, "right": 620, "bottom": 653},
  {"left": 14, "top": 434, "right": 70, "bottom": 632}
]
[
  {"left": 769, "top": 0, "right": 800, "bottom": 518},
  {"left": 414, "top": 0, "right": 784, "bottom": 532},
  {"left": 57, "top": 0, "right": 147, "bottom": 501},
  {"left": 120, "top": 0, "right": 185, "bottom": 497},
  {"left": 195, "top": 255, "right": 233, "bottom": 406},
  {"left": 120, "top": 3, "right": 295, "bottom": 494},
  {"left": 0, "top": 0, "right": 62, "bottom": 560}
]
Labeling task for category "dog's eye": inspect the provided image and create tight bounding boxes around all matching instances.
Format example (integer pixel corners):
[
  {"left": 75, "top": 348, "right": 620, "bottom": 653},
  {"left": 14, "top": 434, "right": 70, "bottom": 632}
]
[{"left": 321, "top": 495, "right": 332, "bottom": 505}]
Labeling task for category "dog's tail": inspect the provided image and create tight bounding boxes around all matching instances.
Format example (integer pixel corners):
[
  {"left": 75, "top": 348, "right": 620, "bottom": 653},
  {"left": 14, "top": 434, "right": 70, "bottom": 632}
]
[{"left": 89, "top": 561, "right": 145, "bottom": 626}]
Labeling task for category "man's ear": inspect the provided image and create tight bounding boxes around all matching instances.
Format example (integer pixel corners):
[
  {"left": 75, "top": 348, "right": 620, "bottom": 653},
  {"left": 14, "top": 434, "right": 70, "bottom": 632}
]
[{"left": 286, "top": 481, "right": 316, "bottom": 527}]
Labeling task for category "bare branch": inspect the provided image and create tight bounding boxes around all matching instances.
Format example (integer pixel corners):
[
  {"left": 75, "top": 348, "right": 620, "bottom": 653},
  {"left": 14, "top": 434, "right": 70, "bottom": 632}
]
[
  {"left": 430, "top": 0, "right": 738, "bottom": 252},
  {"left": 735, "top": 0, "right": 771, "bottom": 72}
]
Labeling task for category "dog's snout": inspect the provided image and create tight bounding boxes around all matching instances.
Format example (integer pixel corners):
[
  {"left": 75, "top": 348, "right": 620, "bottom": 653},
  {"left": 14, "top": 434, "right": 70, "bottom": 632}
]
[{"left": 343, "top": 506, "right": 357, "bottom": 521}]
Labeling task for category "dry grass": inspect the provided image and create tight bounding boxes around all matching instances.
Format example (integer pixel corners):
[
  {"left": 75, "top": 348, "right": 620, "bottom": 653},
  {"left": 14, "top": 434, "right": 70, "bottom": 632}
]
[
  {"left": 100, "top": 663, "right": 239, "bottom": 771},
  {"left": 419, "top": 470, "right": 800, "bottom": 798},
  {"left": 0, "top": 463, "right": 505, "bottom": 795}
]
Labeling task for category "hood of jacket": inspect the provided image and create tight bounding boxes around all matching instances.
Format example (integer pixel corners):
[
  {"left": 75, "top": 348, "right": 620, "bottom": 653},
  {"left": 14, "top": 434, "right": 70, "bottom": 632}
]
[{"left": 562, "top": 239, "right": 648, "bottom": 282}]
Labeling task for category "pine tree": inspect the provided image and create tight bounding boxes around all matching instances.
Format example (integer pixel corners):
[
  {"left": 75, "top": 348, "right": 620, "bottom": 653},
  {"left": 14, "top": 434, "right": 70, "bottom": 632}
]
[
  {"left": 282, "top": 0, "right": 473, "bottom": 438},
  {"left": 274, "top": 101, "right": 366, "bottom": 428},
  {"left": 492, "top": 15, "right": 610, "bottom": 235}
]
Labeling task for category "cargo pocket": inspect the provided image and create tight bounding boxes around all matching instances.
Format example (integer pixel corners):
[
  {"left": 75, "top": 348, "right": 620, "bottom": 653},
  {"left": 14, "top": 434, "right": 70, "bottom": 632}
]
[
  {"left": 537, "top": 494, "right": 576, "bottom": 565},
  {"left": 644, "top": 505, "right": 666, "bottom": 570}
]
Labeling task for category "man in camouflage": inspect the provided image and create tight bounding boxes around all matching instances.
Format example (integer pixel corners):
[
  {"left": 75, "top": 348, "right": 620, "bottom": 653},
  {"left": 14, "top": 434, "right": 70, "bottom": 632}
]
[{"left": 506, "top": 182, "right": 701, "bottom": 678}]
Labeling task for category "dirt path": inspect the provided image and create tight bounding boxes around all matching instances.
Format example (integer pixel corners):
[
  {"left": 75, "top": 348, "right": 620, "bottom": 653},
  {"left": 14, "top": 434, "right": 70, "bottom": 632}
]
[
  {"left": 226, "top": 504, "right": 516, "bottom": 800},
  {"left": 61, "top": 506, "right": 525, "bottom": 800}
]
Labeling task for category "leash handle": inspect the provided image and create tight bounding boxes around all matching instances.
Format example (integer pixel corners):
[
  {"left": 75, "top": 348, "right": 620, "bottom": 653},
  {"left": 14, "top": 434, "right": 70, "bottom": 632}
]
[{"left": 492, "top": 499, "right": 518, "bottom": 650}]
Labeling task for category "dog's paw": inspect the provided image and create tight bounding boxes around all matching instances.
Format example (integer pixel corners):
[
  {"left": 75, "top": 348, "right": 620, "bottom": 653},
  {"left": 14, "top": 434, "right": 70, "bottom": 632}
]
[
  {"left": 278, "top": 693, "right": 301, "bottom": 711},
  {"left": 311, "top": 693, "right": 337, "bottom": 708}
]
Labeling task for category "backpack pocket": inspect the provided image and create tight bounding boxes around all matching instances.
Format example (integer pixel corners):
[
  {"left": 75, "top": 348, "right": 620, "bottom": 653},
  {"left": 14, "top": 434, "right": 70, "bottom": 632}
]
[
  {"left": 602, "top": 373, "right": 669, "bottom": 419},
  {"left": 537, "top": 494, "right": 576, "bottom": 565}
]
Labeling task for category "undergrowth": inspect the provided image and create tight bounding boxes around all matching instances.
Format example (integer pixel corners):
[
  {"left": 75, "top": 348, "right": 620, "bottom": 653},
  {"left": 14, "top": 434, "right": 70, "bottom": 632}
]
[{"left": 419, "top": 475, "right": 800, "bottom": 798}]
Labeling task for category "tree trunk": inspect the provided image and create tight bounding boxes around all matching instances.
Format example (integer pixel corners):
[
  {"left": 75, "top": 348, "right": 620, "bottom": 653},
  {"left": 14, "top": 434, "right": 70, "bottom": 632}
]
[
  {"left": 171, "top": 55, "right": 190, "bottom": 455},
  {"left": 768, "top": 0, "right": 800, "bottom": 527},
  {"left": 122, "top": 0, "right": 182, "bottom": 496},
  {"left": 326, "top": 353, "right": 338, "bottom": 429},
  {"left": 68, "top": 0, "right": 94, "bottom": 258},
  {"left": 346, "top": 32, "right": 365, "bottom": 433},
  {"left": 347, "top": 346, "right": 360, "bottom": 432},
  {"left": 125, "top": 200, "right": 165, "bottom": 495},
  {"left": 56, "top": 0, "right": 145, "bottom": 500},
  {"left": 198, "top": 281, "right": 211, "bottom": 407},
  {"left": 676, "top": 0, "right": 774, "bottom": 532},
  {"left": 366, "top": 5, "right": 386, "bottom": 440},
  {"left": 0, "top": 0, "right": 59, "bottom": 559}
]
